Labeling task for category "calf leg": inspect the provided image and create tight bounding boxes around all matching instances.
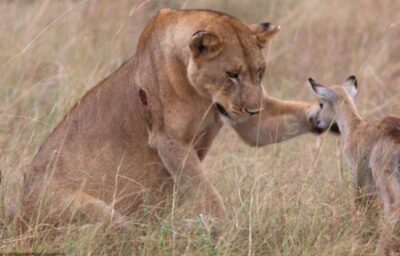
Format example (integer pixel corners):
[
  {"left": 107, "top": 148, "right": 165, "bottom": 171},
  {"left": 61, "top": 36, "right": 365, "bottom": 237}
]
[
  {"left": 354, "top": 165, "right": 377, "bottom": 209},
  {"left": 374, "top": 165, "right": 400, "bottom": 255}
]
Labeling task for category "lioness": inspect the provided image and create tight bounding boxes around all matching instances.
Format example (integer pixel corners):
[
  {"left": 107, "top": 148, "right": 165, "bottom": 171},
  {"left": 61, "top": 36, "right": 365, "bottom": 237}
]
[{"left": 5, "top": 9, "right": 322, "bottom": 224}]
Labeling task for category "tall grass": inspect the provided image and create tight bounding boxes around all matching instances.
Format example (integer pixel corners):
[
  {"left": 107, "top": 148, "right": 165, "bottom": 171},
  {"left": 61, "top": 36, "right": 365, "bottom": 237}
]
[{"left": 1, "top": 0, "right": 400, "bottom": 255}]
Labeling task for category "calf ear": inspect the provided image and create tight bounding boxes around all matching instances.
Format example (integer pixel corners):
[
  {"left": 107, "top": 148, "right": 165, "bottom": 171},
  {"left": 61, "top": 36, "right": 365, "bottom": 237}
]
[
  {"left": 308, "top": 78, "right": 336, "bottom": 101},
  {"left": 190, "top": 31, "right": 224, "bottom": 59},
  {"left": 249, "top": 22, "right": 280, "bottom": 48},
  {"left": 342, "top": 75, "right": 358, "bottom": 98}
]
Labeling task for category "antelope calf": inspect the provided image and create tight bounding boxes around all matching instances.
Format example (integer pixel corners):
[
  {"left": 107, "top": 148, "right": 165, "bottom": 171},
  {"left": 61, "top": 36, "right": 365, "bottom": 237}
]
[{"left": 308, "top": 75, "right": 400, "bottom": 255}]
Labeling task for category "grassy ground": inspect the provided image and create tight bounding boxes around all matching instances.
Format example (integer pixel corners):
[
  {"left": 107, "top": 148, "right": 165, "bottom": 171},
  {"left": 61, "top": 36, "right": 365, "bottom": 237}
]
[{"left": 1, "top": 0, "right": 400, "bottom": 255}]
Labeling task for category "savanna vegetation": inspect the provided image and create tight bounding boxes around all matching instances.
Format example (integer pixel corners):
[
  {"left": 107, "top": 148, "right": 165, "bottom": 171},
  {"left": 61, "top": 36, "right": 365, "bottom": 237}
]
[{"left": 1, "top": 0, "right": 400, "bottom": 255}]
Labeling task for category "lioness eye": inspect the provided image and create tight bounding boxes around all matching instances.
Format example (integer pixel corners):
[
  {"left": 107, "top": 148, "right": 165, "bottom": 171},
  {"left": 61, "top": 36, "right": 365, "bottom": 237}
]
[{"left": 226, "top": 71, "right": 239, "bottom": 79}]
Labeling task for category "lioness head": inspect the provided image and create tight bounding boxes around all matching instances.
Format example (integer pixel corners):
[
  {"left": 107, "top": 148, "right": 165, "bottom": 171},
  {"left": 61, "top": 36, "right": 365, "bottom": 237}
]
[{"left": 187, "top": 17, "right": 280, "bottom": 122}]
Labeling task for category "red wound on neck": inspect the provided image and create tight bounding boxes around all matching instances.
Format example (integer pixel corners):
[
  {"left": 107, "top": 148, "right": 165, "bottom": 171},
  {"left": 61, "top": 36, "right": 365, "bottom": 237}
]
[{"left": 139, "top": 88, "right": 148, "bottom": 106}]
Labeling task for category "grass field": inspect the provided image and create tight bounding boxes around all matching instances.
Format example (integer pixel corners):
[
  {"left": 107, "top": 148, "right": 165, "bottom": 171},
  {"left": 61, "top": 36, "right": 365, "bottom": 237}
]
[{"left": 1, "top": 0, "right": 400, "bottom": 255}]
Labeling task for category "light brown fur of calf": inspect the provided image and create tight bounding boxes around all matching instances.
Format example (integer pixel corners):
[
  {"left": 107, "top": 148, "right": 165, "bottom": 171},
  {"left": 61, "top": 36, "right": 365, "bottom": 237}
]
[{"left": 309, "top": 76, "right": 400, "bottom": 255}]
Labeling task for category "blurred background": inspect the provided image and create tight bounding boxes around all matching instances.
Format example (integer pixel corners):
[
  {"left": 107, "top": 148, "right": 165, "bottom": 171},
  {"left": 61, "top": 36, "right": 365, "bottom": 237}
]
[{"left": 1, "top": 0, "right": 400, "bottom": 255}]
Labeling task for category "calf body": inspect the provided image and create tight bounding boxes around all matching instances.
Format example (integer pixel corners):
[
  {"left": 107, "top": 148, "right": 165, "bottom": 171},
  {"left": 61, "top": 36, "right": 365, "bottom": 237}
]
[{"left": 309, "top": 76, "right": 400, "bottom": 255}]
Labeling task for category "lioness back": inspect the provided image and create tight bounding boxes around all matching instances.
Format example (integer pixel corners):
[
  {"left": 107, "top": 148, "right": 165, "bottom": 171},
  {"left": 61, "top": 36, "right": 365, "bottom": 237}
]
[{"left": 23, "top": 57, "right": 172, "bottom": 219}]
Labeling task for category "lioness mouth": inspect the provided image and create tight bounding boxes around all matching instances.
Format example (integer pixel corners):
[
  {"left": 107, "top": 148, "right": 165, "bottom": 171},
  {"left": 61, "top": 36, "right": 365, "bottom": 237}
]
[{"left": 216, "top": 103, "right": 229, "bottom": 118}]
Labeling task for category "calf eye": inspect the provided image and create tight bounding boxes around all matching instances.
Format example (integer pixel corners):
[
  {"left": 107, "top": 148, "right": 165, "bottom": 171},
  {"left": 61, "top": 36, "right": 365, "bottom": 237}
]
[
  {"left": 226, "top": 71, "right": 239, "bottom": 79},
  {"left": 319, "top": 102, "right": 323, "bottom": 108},
  {"left": 257, "top": 67, "right": 265, "bottom": 80}
]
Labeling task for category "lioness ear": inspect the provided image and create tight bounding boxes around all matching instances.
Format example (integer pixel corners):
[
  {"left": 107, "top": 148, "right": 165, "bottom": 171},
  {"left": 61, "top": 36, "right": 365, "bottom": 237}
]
[
  {"left": 249, "top": 22, "right": 280, "bottom": 48},
  {"left": 190, "top": 31, "right": 224, "bottom": 59},
  {"left": 308, "top": 78, "right": 336, "bottom": 101},
  {"left": 342, "top": 75, "right": 359, "bottom": 98}
]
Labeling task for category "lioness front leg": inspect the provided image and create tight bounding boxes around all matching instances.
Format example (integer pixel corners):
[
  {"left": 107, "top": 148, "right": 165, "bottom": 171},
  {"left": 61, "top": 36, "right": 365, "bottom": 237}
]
[
  {"left": 149, "top": 132, "right": 226, "bottom": 221},
  {"left": 233, "top": 96, "right": 320, "bottom": 146}
]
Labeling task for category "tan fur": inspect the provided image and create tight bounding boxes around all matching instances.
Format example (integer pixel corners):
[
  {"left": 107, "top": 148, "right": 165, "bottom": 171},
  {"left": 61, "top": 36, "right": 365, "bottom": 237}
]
[
  {"left": 309, "top": 77, "right": 400, "bottom": 255},
  {"left": 5, "top": 9, "right": 320, "bottom": 225}
]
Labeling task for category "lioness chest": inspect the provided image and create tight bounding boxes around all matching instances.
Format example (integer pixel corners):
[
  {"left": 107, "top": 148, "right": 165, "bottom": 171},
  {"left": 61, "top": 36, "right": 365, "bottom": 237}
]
[{"left": 161, "top": 97, "right": 223, "bottom": 160}]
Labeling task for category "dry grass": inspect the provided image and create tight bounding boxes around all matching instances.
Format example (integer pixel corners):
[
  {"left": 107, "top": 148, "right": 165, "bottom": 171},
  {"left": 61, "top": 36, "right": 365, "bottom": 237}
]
[{"left": 1, "top": 0, "right": 400, "bottom": 255}]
